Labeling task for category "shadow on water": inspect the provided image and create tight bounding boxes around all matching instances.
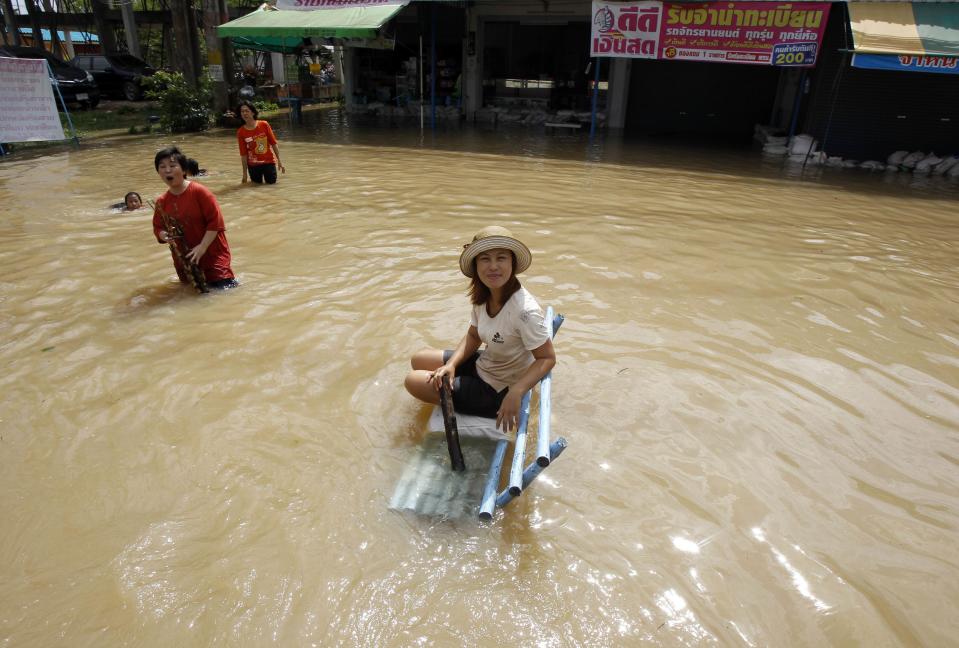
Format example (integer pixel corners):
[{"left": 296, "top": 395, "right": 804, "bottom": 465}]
[
  {"left": 116, "top": 282, "right": 200, "bottom": 313},
  {"left": 235, "top": 106, "right": 959, "bottom": 202}
]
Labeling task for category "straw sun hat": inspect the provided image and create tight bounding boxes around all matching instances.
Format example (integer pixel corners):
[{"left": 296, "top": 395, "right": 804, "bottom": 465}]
[{"left": 458, "top": 226, "right": 532, "bottom": 278}]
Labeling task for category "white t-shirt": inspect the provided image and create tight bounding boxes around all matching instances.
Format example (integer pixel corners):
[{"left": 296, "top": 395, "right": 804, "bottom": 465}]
[{"left": 470, "top": 287, "right": 550, "bottom": 392}]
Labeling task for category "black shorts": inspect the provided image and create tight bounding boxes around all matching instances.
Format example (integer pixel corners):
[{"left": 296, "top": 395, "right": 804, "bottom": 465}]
[
  {"left": 207, "top": 277, "right": 239, "bottom": 290},
  {"left": 443, "top": 350, "right": 508, "bottom": 419},
  {"left": 249, "top": 163, "right": 277, "bottom": 184}
]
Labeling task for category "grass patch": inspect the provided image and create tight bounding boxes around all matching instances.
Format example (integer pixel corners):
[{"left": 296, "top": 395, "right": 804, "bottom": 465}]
[{"left": 59, "top": 102, "right": 161, "bottom": 137}]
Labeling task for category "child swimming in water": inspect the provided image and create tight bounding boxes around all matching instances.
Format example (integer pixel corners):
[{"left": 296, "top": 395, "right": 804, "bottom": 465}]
[{"left": 124, "top": 192, "right": 143, "bottom": 211}]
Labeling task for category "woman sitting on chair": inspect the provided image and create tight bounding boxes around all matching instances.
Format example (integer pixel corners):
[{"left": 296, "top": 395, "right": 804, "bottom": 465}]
[{"left": 405, "top": 226, "right": 556, "bottom": 434}]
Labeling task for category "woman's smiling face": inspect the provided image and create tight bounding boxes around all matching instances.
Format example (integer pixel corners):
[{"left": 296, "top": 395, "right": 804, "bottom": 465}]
[
  {"left": 475, "top": 248, "right": 513, "bottom": 290},
  {"left": 156, "top": 156, "right": 186, "bottom": 189}
]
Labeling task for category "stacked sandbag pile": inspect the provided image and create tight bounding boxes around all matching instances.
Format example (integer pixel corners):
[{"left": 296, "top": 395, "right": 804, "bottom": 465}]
[
  {"left": 351, "top": 100, "right": 463, "bottom": 121},
  {"left": 786, "top": 134, "right": 826, "bottom": 165},
  {"left": 883, "top": 150, "right": 959, "bottom": 177},
  {"left": 762, "top": 136, "right": 788, "bottom": 155},
  {"left": 755, "top": 127, "right": 826, "bottom": 164},
  {"left": 754, "top": 124, "right": 789, "bottom": 155},
  {"left": 751, "top": 121, "right": 959, "bottom": 177},
  {"left": 350, "top": 100, "right": 604, "bottom": 128}
]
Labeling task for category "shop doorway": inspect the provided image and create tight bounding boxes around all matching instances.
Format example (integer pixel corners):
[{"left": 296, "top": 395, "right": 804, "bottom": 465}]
[
  {"left": 625, "top": 59, "right": 780, "bottom": 140},
  {"left": 482, "top": 21, "right": 607, "bottom": 112}
]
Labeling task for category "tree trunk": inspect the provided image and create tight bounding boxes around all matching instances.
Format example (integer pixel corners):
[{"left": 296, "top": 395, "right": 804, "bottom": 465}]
[
  {"left": 219, "top": 0, "right": 233, "bottom": 96},
  {"left": 202, "top": 0, "right": 230, "bottom": 112},
  {"left": 184, "top": 0, "right": 202, "bottom": 83},
  {"left": 169, "top": 0, "right": 197, "bottom": 86},
  {"left": 0, "top": 0, "right": 20, "bottom": 46},
  {"left": 90, "top": 0, "right": 118, "bottom": 53},
  {"left": 162, "top": 22, "right": 173, "bottom": 69},
  {"left": 41, "top": 0, "right": 62, "bottom": 56},
  {"left": 120, "top": 1, "right": 141, "bottom": 57},
  {"left": 22, "top": 0, "right": 44, "bottom": 48}
]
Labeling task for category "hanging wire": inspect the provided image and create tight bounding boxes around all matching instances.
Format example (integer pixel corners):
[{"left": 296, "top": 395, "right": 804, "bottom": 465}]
[
  {"left": 802, "top": 4, "right": 849, "bottom": 171},
  {"left": 818, "top": 2, "right": 852, "bottom": 159}
]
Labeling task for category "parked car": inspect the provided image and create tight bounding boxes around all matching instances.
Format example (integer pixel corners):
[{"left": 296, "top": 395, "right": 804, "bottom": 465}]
[
  {"left": 72, "top": 53, "right": 156, "bottom": 101},
  {"left": 0, "top": 45, "right": 100, "bottom": 109}
]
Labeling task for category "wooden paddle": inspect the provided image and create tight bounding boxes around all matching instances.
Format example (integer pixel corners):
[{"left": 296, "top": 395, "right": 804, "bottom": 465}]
[{"left": 439, "top": 378, "right": 466, "bottom": 472}]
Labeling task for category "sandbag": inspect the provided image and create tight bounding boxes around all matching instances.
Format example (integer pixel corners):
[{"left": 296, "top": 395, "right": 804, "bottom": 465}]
[
  {"left": 914, "top": 153, "right": 943, "bottom": 173},
  {"left": 900, "top": 151, "right": 926, "bottom": 169},
  {"left": 789, "top": 134, "right": 817, "bottom": 156},
  {"left": 859, "top": 160, "right": 884, "bottom": 171},
  {"left": 886, "top": 150, "right": 909, "bottom": 165},
  {"left": 932, "top": 156, "right": 959, "bottom": 175}
]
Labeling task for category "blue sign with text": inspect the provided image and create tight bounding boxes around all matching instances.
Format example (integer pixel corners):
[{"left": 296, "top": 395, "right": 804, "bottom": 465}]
[{"left": 772, "top": 42, "right": 818, "bottom": 67}]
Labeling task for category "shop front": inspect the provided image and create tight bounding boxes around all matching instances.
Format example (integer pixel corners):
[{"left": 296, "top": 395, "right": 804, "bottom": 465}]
[
  {"left": 345, "top": 3, "right": 464, "bottom": 117},
  {"left": 480, "top": 19, "right": 603, "bottom": 115},
  {"left": 217, "top": 0, "right": 413, "bottom": 107},
  {"left": 586, "top": 1, "right": 834, "bottom": 140},
  {"left": 590, "top": 0, "right": 957, "bottom": 159},
  {"left": 800, "top": 2, "right": 959, "bottom": 160}
]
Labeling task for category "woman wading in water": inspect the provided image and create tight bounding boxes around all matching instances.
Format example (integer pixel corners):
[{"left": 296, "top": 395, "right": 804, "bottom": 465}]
[
  {"left": 236, "top": 100, "right": 284, "bottom": 185},
  {"left": 405, "top": 226, "right": 556, "bottom": 433}
]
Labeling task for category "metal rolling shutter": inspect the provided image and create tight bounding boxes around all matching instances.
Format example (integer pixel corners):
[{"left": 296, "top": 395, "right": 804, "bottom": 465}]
[{"left": 802, "top": 5, "right": 958, "bottom": 161}]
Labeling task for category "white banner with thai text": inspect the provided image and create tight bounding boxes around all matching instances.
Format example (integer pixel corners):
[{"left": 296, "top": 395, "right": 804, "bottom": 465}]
[
  {"left": 591, "top": 1, "right": 662, "bottom": 59},
  {"left": 275, "top": 0, "right": 408, "bottom": 10},
  {"left": 0, "top": 57, "right": 65, "bottom": 143}
]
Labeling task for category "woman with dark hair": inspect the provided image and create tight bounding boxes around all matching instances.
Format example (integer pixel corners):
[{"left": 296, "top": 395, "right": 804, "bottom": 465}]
[
  {"left": 236, "top": 100, "right": 284, "bottom": 185},
  {"left": 404, "top": 226, "right": 556, "bottom": 434},
  {"left": 123, "top": 191, "right": 142, "bottom": 210},
  {"left": 152, "top": 146, "right": 237, "bottom": 289}
]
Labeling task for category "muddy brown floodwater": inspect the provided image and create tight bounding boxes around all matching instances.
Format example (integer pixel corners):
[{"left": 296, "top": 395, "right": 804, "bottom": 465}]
[{"left": 1, "top": 111, "right": 958, "bottom": 646}]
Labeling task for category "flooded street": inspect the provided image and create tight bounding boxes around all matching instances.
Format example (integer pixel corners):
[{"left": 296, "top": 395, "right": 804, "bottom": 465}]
[{"left": 1, "top": 110, "right": 958, "bottom": 646}]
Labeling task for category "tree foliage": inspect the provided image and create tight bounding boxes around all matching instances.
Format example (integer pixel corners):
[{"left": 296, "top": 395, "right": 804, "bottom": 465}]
[{"left": 143, "top": 69, "right": 213, "bottom": 132}]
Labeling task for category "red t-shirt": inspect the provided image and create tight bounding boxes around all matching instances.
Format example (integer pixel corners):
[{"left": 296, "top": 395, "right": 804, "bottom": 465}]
[
  {"left": 237, "top": 120, "right": 277, "bottom": 166},
  {"left": 153, "top": 181, "right": 234, "bottom": 282}
]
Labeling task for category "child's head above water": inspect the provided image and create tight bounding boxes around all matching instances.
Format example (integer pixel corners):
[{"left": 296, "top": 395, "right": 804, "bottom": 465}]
[
  {"left": 184, "top": 159, "right": 205, "bottom": 177},
  {"left": 124, "top": 191, "right": 142, "bottom": 210}
]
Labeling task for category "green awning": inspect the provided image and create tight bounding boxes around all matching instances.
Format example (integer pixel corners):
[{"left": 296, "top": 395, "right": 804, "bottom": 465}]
[
  {"left": 225, "top": 33, "right": 306, "bottom": 54},
  {"left": 217, "top": 4, "right": 405, "bottom": 41}
]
